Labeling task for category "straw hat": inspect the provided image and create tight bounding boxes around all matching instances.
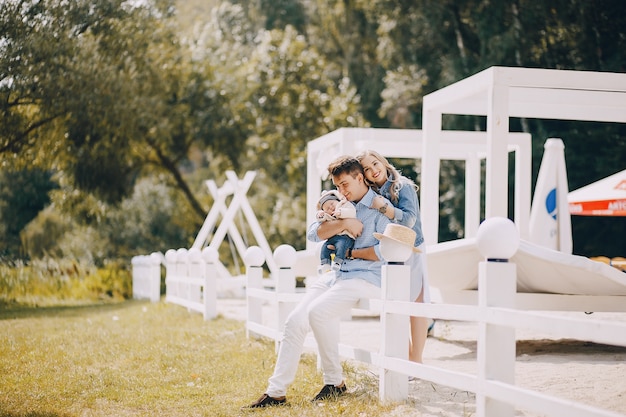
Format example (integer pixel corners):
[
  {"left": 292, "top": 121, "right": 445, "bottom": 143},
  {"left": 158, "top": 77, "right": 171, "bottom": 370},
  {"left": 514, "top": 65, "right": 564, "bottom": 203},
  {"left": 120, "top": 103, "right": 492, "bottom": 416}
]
[{"left": 373, "top": 224, "right": 421, "bottom": 253}]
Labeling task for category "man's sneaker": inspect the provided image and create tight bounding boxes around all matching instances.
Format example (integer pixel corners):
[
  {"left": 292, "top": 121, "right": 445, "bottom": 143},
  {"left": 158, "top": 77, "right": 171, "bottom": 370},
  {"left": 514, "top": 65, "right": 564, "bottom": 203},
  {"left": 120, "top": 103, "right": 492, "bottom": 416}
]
[
  {"left": 242, "top": 393, "right": 286, "bottom": 409},
  {"left": 311, "top": 383, "right": 347, "bottom": 401}
]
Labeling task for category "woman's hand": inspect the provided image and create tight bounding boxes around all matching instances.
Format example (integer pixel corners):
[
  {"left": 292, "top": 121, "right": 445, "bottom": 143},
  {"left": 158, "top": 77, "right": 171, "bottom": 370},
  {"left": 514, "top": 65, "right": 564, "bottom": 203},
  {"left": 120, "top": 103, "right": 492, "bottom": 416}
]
[{"left": 371, "top": 195, "right": 386, "bottom": 210}]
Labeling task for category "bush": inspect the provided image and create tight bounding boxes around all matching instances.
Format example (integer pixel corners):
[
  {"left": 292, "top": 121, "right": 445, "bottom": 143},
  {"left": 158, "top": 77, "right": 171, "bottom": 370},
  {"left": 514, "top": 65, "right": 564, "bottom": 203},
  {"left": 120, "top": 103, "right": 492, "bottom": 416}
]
[{"left": 0, "top": 258, "right": 131, "bottom": 306}]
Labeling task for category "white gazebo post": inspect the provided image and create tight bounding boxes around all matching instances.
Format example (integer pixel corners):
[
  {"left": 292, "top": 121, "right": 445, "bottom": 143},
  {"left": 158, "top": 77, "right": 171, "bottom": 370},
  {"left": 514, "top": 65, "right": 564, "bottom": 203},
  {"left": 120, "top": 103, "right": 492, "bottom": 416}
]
[
  {"left": 475, "top": 217, "right": 520, "bottom": 417},
  {"left": 379, "top": 236, "right": 413, "bottom": 402},
  {"left": 244, "top": 246, "right": 265, "bottom": 339}
]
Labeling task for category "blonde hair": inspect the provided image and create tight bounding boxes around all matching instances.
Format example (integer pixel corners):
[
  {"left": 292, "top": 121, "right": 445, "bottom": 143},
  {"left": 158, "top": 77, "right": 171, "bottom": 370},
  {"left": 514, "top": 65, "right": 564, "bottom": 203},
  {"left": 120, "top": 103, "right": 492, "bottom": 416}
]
[{"left": 356, "top": 149, "right": 417, "bottom": 204}]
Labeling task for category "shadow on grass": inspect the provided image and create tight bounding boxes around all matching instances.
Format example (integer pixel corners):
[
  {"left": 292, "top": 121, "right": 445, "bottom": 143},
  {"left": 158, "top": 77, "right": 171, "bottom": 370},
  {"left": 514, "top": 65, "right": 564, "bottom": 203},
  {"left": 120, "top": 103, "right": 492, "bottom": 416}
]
[{"left": 0, "top": 298, "right": 148, "bottom": 321}]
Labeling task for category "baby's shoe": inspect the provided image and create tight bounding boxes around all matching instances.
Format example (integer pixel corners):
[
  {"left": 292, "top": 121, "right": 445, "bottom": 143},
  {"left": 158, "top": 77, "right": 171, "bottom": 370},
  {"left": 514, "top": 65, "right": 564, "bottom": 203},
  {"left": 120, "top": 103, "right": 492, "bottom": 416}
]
[
  {"left": 318, "top": 263, "right": 331, "bottom": 275},
  {"left": 331, "top": 261, "right": 342, "bottom": 272}
]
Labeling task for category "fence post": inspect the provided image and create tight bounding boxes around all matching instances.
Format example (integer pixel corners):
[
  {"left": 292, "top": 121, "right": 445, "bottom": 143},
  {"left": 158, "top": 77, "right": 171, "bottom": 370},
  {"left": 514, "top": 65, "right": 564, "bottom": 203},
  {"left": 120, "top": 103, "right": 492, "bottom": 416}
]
[
  {"left": 131, "top": 256, "right": 140, "bottom": 300},
  {"left": 164, "top": 249, "right": 177, "bottom": 301},
  {"left": 244, "top": 246, "right": 265, "bottom": 339},
  {"left": 188, "top": 248, "right": 203, "bottom": 309},
  {"left": 177, "top": 248, "right": 190, "bottom": 311},
  {"left": 274, "top": 244, "right": 297, "bottom": 349},
  {"left": 475, "top": 217, "right": 519, "bottom": 417},
  {"left": 202, "top": 247, "right": 218, "bottom": 320},
  {"left": 378, "top": 236, "right": 413, "bottom": 402},
  {"left": 148, "top": 252, "right": 163, "bottom": 302},
  {"left": 131, "top": 256, "right": 142, "bottom": 300}
]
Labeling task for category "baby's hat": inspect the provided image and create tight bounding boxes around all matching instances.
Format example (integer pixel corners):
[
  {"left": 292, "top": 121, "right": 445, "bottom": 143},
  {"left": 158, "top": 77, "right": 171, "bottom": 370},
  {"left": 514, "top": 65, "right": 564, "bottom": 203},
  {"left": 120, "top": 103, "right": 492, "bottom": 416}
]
[{"left": 318, "top": 189, "right": 342, "bottom": 207}]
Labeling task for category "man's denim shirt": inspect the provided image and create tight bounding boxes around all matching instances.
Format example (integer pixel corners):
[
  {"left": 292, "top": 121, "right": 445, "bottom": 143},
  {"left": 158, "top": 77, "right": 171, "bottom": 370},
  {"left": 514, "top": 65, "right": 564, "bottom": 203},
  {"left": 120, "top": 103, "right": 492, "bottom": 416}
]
[{"left": 307, "top": 188, "right": 391, "bottom": 288}]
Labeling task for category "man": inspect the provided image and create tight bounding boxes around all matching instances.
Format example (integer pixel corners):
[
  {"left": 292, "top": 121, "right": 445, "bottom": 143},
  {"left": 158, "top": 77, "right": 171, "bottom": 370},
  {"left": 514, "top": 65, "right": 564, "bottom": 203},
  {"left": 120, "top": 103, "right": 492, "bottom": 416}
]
[{"left": 244, "top": 156, "right": 391, "bottom": 408}]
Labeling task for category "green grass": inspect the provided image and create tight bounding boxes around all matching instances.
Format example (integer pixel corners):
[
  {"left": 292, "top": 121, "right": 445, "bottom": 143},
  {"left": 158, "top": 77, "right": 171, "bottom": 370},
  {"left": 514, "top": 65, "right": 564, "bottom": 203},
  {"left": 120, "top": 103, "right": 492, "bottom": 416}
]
[{"left": 0, "top": 300, "right": 399, "bottom": 417}]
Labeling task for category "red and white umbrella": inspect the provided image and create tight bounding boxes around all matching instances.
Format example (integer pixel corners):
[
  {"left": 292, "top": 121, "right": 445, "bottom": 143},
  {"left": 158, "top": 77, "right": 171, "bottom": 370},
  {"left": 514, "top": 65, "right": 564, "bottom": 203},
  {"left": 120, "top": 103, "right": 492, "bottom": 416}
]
[{"left": 568, "top": 169, "right": 626, "bottom": 216}]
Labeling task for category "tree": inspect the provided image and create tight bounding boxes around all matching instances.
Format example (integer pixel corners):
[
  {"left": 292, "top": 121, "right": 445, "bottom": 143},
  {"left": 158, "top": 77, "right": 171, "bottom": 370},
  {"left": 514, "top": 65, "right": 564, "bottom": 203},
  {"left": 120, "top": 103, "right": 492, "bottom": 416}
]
[
  {"left": 1, "top": 0, "right": 370, "bottom": 262},
  {"left": 189, "top": 3, "right": 368, "bottom": 249},
  {"left": 0, "top": 0, "right": 243, "bottom": 244},
  {"left": 356, "top": 0, "right": 626, "bottom": 247},
  {"left": 240, "top": 26, "right": 367, "bottom": 247},
  {"left": 3, "top": 0, "right": 626, "bottom": 262},
  {"left": 0, "top": 168, "right": 57, "bottom": 258},
  {"left": 105, "top": 178, "right": 193, "bottom": 257}
]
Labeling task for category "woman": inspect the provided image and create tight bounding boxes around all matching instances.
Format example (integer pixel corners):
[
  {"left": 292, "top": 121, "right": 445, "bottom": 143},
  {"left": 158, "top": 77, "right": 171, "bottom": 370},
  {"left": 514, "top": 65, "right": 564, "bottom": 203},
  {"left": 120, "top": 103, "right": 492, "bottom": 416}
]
[{"left": 357, "top": 149, "right": 431, "bottom": 364}]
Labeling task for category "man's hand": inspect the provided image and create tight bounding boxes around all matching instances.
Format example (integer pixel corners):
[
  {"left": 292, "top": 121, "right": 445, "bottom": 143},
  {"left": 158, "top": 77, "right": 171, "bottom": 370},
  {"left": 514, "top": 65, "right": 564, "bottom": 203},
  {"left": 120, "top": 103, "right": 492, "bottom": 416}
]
[
  {"left": 341, "top": 218, "right": 363, "bottom": 237},
  {"left": 316, "top": 218, "right": 363, "bottom": 240},
  {"left": 326, "top": 244, "right": 380, "bottom": 261}
]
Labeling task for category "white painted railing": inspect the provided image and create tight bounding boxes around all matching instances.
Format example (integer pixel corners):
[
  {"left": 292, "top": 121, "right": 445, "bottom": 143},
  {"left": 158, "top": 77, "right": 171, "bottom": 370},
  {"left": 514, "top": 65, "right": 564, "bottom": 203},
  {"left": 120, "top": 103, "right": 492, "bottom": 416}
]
[
  {"left": 131, "top": 252, "right": 163, "bottom": 302},
  {"left": 133, "top": 221, "right": 626, "bottom": 415},
  {"left": 245, "top": 245, "right": 303, "bottom": 349},
  {"left": 244, "top": 244, "right": 375, "bottom": 355},
  {"left": 243, "top": 219, "right": 626, "bottom": 417},
  {"left": 162, "top": 247, "right": 219, "bottom": 320}
]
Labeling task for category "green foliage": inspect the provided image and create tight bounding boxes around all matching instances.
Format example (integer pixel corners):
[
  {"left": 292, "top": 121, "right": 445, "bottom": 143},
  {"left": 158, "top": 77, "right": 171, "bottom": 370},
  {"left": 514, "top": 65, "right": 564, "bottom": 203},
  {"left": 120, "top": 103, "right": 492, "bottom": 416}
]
[
  {"left": 0, "top": 168, "right": 57, "bottom": 258},
  {"left": 104, "top": 178, "right": 195, "bottom": 256},
  {"left": 41, "top": 175, "right": 185, "bottom": 263},
  {"left": 0, "top": 259, "right": 130, "bottom": 306},
  {"left": 261, "top": 0, "right": 308, "bottom": 33},
  {"left": 237, "top": 25, "right": 366, "bottom": 248},
  {"left": 0, "top": 0, "right": 220, "bottom": 221},
  {"left": 20, "top": 207, "right": 74, "bottom": 259},
  {"left": 188, "top": 5, "right": 367, "bottom": 249},
  {"left": 300, "top": 0, "right": 387, "bottom": 126},
  {"left": 19, "top": 194, "right": 112, "bottom": 263},
  {"left": 18, "top": 177, "right": 194, "bottom": 267},
  {"left": 1, "top": 0, "right": 626, "bottom": 270}
]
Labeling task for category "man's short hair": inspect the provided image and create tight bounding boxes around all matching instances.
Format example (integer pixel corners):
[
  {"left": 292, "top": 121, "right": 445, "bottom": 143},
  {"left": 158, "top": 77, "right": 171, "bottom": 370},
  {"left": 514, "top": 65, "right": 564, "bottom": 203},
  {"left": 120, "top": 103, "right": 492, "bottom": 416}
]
[{"left": 327, "top": 156, "right": 364, "bottom": 178}]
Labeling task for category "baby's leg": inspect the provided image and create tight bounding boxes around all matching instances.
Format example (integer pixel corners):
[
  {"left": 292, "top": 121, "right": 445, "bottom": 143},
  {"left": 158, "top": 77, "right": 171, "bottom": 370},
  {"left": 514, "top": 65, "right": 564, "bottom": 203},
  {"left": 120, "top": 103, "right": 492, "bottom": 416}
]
[
  {"left": 331, "top": 236, "right": 353, "bottom": 271},
  {"left": 319, "top": 236, "right": 338, "bottom": 274}
]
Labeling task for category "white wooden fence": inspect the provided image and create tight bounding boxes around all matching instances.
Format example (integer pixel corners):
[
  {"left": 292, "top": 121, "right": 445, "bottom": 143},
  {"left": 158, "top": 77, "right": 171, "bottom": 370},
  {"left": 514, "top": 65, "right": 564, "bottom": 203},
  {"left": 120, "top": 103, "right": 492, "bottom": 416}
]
[
  {"left": 132, "top": 247, "right": 221, "bottom": 320},
  {"left": 131, "top": 252, "right": 163, "bottom": 303},
  {"left": 162, "top": 247, "right": 219, "bottom": 320},
  {"left": 243, "top": 219, "right": 626, "bottom": 417},
  {"left": 131, "top": 219, "right": 626, "bottom": 416}
]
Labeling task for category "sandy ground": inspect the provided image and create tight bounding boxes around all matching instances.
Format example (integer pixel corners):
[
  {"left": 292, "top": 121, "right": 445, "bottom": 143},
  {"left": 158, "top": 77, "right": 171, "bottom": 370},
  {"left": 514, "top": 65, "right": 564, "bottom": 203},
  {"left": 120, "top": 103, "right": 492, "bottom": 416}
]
[{"left": 216, "top": 298, "right": 626, "bottom": 417}]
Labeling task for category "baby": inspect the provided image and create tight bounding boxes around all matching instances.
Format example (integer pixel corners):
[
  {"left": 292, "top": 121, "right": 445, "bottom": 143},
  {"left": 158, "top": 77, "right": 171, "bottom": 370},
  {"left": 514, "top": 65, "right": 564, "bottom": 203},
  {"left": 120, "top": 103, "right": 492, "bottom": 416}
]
[{"left": 316, "top": 190, "right": 356, "bottom": 273}]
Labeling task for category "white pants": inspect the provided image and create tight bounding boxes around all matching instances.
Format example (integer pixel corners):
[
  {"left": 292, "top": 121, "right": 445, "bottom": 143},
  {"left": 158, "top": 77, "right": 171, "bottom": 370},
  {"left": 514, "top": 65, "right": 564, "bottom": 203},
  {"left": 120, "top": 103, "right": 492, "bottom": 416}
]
[{"left": 266, "top": 276, "right": 381, "bottom": 398}]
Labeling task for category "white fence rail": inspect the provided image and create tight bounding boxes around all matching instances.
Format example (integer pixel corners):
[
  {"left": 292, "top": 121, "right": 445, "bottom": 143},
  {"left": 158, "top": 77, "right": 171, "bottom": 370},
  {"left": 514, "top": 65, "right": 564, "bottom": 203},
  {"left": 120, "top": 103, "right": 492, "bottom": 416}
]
[
  {"left": 243, "top": 230, "right": 626, "bottom": 417},
  {"left": 245, "top": 245, "right": 303, "bottom": 348}
]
